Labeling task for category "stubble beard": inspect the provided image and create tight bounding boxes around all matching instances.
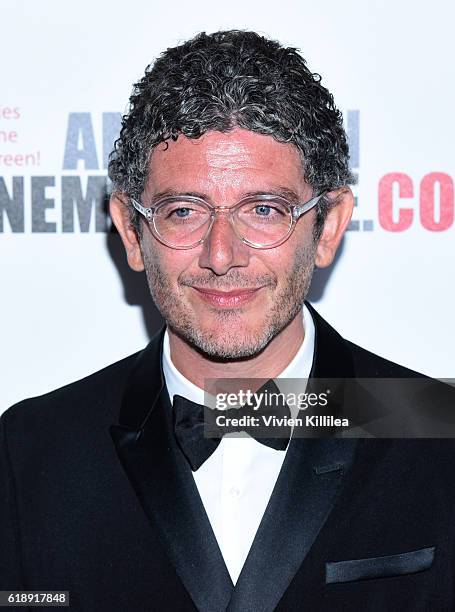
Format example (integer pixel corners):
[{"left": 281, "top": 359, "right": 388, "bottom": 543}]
[{"left": 142, "top": 240, "right": 317, "bottom": 360}]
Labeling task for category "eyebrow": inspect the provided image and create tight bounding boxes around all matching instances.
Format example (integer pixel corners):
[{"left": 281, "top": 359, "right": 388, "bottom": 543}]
[
  {"left": 149, "top": 186, "right": 302, "bottom": 204},
  {"left": 244, "top": 187, "right": 301, "bottom": 203}
]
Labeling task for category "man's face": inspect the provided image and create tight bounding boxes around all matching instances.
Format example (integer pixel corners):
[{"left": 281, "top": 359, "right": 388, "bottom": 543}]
[{"left": 138, "top": 128, "right": 319, "bottom": 359}]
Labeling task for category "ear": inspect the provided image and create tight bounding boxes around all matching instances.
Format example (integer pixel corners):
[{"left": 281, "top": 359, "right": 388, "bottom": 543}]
[
  {"left": 315, "top": 187, "right": 354, "bottom": 268},
  {"left": 109, "top": 193, "right": 145, "bottom": 272}
]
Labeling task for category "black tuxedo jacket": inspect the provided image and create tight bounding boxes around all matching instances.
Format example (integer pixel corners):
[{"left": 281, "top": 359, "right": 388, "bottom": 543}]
[{"left": 2, "top": 303, "right": 455, "bottom": 611}]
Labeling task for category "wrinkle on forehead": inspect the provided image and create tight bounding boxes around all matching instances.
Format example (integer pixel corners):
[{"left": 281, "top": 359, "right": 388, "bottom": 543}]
[
  {"left": 146, "top": 128, "right": 306, "bottom": 199},
  {"left": 151, "top": 128, "right": 302, "bottom": 169}
]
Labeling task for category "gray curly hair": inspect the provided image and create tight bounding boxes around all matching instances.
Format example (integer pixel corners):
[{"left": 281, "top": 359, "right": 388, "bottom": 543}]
[{"left": 108, "top": 30, "right": 355, "bottom": 239}]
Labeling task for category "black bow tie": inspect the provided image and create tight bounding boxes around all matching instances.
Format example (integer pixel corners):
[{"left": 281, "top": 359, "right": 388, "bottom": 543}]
[{"left": 173, "top": 380, "right": 291, "bottom": 471}]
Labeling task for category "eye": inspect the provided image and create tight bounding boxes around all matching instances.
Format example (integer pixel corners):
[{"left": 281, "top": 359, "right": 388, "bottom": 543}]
[
  {"left": 173, "top": 207, "right": 191, "bottom": 218},
  {"left": 246, "top": 201, "right": 287, "bottom": 218},
  {"left": 236, "top": 199, "right": 290, "bottom": 228},
  {"left": 157, "top": 201, "right": 207, "bottom": 220},
  {"left": 255, "top": 204, "right": 272, "bottom": 216}
]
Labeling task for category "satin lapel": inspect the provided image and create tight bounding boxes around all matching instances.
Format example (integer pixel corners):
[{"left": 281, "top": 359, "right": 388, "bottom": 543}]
[
  {"left": 227, "top": 437, "right": 357, "bottom": 612},
  {"left": 110, "top": 329, "right": 233, "bottom": 612},
  {"left": 227, "top": 302, "right": 359, "bottom": 612}
]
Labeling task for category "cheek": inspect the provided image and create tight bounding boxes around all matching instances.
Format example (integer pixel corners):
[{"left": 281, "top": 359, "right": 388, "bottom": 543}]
[
  {"left": 260, "top": 232, "right": 314, "bottom": 278},
  {"left": 145, "top": 240, "right": 196, "bottom": 284}
]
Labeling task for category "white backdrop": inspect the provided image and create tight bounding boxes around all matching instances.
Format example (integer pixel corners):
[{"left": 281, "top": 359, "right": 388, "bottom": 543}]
[{"left": 1, "top": 0, "right": 454, "bottom": 413}]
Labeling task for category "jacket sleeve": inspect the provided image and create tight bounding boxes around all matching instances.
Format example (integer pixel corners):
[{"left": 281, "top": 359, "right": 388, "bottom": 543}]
[{"left": 0, "top": 414, "right": 24, "bottom": 589}]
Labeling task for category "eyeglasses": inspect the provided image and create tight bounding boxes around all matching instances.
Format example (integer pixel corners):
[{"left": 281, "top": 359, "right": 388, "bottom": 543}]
[{"left": 131, "top": 191, "right": 324, "bottom": 250}]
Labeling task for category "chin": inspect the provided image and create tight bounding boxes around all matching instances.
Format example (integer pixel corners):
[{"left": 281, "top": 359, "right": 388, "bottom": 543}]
[{"left": 174, "top": 316, "right": 276, "bottom": 360}]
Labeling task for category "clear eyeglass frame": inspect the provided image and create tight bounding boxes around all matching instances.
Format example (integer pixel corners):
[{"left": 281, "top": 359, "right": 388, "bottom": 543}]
[{"left": 130, "top": 192, "right": 325, "bottom": 250}]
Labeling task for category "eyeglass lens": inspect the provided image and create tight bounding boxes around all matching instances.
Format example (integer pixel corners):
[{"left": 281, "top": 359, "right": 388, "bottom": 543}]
[{"left": 153, "top": 198, "right": 293, "bottom": 247}]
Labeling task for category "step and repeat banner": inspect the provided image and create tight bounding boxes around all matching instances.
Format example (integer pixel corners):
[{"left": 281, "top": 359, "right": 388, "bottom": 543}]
[{"left": 1, "top": 0, "right": 454, "bottom": 411}]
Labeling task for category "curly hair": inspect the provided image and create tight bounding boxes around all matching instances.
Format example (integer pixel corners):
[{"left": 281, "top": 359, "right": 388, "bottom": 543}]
[{"left": 108, "top": 30, "right": 355, "bottom": 239}]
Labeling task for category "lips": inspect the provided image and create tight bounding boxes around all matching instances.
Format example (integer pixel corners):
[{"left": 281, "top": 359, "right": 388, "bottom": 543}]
[{"left": 191, "top": 286, "right": 264, "bottom": 308}]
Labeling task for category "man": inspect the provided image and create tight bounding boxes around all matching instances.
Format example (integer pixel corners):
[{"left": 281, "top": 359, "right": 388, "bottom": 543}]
[{"left": 1, "top": 30, "right": 454, "bottom": 611}]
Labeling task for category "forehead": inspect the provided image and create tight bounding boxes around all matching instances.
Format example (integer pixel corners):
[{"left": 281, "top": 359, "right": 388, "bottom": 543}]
[{"left": 146, "top": 128, "right": 305, "bottom": 196}]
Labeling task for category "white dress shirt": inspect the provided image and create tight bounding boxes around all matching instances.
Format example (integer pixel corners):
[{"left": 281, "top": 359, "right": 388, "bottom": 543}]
[{"left": 162, "top": 304, "right": 315, "bottom": 584}]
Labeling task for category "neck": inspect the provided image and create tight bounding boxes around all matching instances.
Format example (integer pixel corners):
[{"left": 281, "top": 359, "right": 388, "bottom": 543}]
[{"left": 167, "top": 311, "right": 305, "bottom": 390}]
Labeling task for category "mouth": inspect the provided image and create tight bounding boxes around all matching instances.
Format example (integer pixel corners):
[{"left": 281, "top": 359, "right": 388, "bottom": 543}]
[{"left": 191, "top": 286, "right": 265, "bottom": 308}]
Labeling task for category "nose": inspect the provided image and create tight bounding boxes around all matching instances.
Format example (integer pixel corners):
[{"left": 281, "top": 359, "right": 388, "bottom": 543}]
[{"left": 197, "top": 211, "right": 250, "bottom": 275}]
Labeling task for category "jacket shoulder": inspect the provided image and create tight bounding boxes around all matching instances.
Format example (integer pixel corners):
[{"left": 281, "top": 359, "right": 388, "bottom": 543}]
[
  {"left": 2, "top": 349, "right": 145, "bottom": 432},
  {"left": 345, "top": 340, "right": 426, "bottom": 378},
  {"left": 305, "top": 302, "right": 428, "bottom": 379}
]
